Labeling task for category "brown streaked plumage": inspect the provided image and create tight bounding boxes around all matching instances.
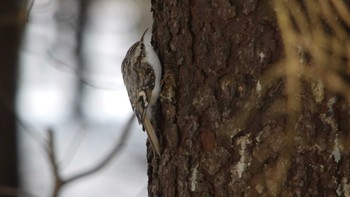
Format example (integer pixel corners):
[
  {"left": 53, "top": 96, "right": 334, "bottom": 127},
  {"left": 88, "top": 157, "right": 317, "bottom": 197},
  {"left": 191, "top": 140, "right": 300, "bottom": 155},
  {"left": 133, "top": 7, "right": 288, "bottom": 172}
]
[{"left": 121, "top": 29, "right": 161, "bottom": 156}]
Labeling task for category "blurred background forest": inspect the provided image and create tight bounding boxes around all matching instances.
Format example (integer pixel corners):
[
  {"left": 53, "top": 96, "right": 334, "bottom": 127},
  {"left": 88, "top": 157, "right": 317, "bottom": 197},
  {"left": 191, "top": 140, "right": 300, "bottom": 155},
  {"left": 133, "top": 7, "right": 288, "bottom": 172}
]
[
  {"left": 1, "top": 0, "right": 153, "bottom": 196},
  {"left": 2, "top": 0, "right": 349, "bottom": 196}
]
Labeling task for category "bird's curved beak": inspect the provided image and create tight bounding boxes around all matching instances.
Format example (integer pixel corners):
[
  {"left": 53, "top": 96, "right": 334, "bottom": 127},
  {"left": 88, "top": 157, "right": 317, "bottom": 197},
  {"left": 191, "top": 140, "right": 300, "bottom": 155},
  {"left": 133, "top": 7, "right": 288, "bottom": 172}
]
[{"left": 141, "top": 28, "right": 149, "bottom": 42}]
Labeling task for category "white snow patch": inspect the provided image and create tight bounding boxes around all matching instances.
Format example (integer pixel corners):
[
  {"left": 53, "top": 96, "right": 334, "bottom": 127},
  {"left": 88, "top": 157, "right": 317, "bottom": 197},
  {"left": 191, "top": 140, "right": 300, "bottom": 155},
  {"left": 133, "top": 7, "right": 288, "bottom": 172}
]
[
  {"left": 258, "top": 52, "right": 266, "bottom": 63},
  {"left": 332, "top": 133, "right": 341, "bottom": 163},
  {"left": 256, "top": 80, "right": 262, "bottom": 94},
  {"left": 190, "top": 164, "right": 198, "bottom": 192},
  {"left": 235, "top": 135, "right": 252, "bottom": 178}
]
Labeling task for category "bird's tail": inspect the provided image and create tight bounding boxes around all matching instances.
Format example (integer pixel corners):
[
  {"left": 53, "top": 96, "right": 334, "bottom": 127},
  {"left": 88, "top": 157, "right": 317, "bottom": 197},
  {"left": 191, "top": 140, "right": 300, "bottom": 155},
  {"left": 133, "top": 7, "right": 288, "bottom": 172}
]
[{"left": 143, "top": 116, "right": 161, "bottom": 156}]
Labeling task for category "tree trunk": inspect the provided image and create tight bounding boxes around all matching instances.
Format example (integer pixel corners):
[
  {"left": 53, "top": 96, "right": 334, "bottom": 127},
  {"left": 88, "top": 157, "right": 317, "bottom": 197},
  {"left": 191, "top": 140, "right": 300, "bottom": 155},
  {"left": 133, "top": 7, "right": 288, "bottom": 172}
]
[
  {"left": 149, "top": 0, "right": 350, "bottom": 196},
  {"left": 0, "top": 1, "right": 23, "bottom": 188}
]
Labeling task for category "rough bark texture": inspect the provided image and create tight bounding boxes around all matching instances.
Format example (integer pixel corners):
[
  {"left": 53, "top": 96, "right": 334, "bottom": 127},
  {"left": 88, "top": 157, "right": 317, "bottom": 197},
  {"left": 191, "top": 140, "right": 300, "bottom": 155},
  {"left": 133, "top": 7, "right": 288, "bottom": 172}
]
[
  {"left": 149, "top": 0, "right": 350, "bottom": 196},
  {"left": 0, "top": 1, "right": 22, "bottom": 187}
]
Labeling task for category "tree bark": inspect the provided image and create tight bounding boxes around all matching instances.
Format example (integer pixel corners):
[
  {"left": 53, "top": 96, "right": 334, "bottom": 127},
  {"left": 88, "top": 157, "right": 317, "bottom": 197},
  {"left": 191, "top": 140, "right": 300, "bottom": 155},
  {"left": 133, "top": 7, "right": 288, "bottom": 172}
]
[
  {"left": 149, "top": 0, "right": 350, "bottom": 196},
  {"left": 0, "top": 1, "right": 23, "bottom": 188}
]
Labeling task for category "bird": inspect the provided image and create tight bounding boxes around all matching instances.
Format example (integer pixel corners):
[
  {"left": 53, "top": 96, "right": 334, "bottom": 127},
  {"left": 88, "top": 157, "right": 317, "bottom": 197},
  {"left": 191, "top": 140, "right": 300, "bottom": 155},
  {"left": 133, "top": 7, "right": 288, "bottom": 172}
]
[{"left": 121, "top": 28, "right": 162, "bottom": 156}]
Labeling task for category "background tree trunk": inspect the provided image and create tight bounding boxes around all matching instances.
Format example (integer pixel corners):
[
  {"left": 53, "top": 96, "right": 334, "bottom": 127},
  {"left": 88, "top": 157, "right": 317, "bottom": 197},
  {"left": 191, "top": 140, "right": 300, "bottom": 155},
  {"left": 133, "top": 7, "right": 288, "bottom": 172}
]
[
  {"left": 149, "top": 0, "right": 350, "bottom": 196},
  {"left": 0, "top": 1, "right": 23, "bottom": 188}
]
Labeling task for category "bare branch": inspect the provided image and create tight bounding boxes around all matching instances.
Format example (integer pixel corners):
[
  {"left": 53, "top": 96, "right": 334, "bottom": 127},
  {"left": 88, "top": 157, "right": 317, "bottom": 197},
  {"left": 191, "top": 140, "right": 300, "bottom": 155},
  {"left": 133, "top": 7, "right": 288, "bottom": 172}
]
[
  {"left": 44, "top": 115, "right": 135, "bottom": 197},
  {"left": 47, "top": 129, "right": 63, "bottom": 197},
  {"left": 63, "top": 114, "right": 135, "bottom": 184},
  {"left": 59, "top": 122, "right": 89, "bottom": 169}
]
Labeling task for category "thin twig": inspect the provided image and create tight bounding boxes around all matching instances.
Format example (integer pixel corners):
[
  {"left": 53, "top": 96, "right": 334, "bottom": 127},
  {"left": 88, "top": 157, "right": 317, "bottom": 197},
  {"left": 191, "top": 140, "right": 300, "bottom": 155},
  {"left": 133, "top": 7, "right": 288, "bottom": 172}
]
[
  {"left": 63, "top": 114, "right": 134, "bottom": 184},
  {"left": 46, "top": 50, "right": 119, "bottom": 90},
  {"left": 16, "top": 117, "right": 48, "bottom": 150},
  {"left": 59, "top": 122, "right": 89, "bottom": 169},
  {"left": 45, "top": 115, "right": 135, "bottom": 197},
  {"left": 23, "top": 0, "right": 35, "bottom": 21},
  {"left": 47, "top": 129, "right": 63, "bottom": 197}
]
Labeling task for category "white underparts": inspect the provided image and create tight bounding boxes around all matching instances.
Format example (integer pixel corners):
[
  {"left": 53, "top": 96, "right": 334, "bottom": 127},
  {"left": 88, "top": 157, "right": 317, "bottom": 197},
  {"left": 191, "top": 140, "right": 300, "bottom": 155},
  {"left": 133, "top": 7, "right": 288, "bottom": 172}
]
[{"left": 144, "top": 43, "right": 162, "bottom": 118}]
